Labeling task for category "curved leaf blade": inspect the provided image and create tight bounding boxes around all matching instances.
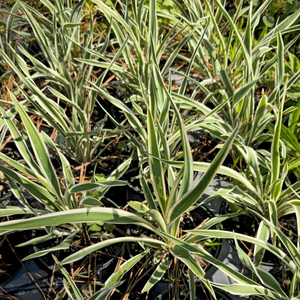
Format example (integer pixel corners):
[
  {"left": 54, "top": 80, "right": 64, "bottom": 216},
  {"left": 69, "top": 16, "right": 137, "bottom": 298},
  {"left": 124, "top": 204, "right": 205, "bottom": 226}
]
[{"left": 0, "top": 208, "right": 157, "bottom": 234}]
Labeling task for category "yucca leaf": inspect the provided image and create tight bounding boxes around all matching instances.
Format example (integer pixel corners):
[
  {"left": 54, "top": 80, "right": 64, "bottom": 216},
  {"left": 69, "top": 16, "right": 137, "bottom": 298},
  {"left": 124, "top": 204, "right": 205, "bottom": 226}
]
[
  {"left": 9, "top": 92, "right": 62, "bottom": 202},
  {"left": 171, "top": 244, "right": 205, "bottom": 277},
  {"left": 232, "top": 79, "right": 258, "bottom": 105},
  {"left": 257, "top": 8, "right": 300, "bottom": 50},
  {"left": 98, "top": 251, "right": 148, "bottom": 300},
  {"left": 69, "top": 180, "right": 127, "bottom": 194},
  {"left": 212, "top": 283, "right": 285, "bottom": 300},
  {"left": 20, "top": 4, "right": 57, "bottom": 69},
  {"left": 41, "top": 132, "right": 77, "bottom": 208},
  {"left": 256, "top": 207, "right": 300, "bottom": 270},
  {"left": 60, "top": 236, "right": 163, "bottom": 265},
  {"left": 158, "top": 67, "right": 194, "bottom": 200},
  {"left": 172, "top": 92, "right": 223, "bottom": 120},
  {"left": 40, "top": 0, "right": 54, "bottom": 13},
  {"left": 90, "top": 82, "right": 147, "bottom": 144},
  {"left": 280, "top": 181, "right": 300, "bottom": 199},
  {"left": 202, "top": 0, "right": 226, "bottom": 66},
  {"left": 158, "top": 231, "right": 273, "bottom": 286},
  {"left": 92, "top": 0, "right": 143, "bottom": 74},
  {"left": 189, "top": 270, "right": 196, "bottom": 300},
  {"left": 239, "top": 146, "right": 264, "bottom": 196},
  {"left": 53, "top": 255, "right": 84, "bottom": 300},
  {"left": 212, "top": 0, "right": 250, "bottom": 69},
  {"left": 22, "top": 230, "right": 78, "bottom": 260},
  {"left": 251, "top": 0, "right": 272, "bottom": 28},
  {"left": 184, "top": 229, "right": 297, "bottom": 274},
  {"left": 140, "top": 172, "right": 157, "bottom": 210},
  {"left": 179, "top": 23, "right": 209, "bottom": 95},
  {"left": 0, "top": 165, "right": 61, "bottom": 212},
  {"left": 268, "top": 199, "right": 278, "bottom": 244},
  {"left": 0, "top": 206, "right": 34, "bottom": 217},
  {"left": 281, "top": 125, "right": 300, "bottom": 152},
  {"left": 167, "top": 127, "right": 239, "bottom": 225},
  {"left": 161, "top": 27, "right": 198, "bottom": 77},
  {"left": 97, "top": 157, "right": 132, "bottom": 199},
  {"left": 172, "top": 243, "right": 218, "bottom": 299},
  {"left": 0, "top": 151, "right": 49, "bottom": 191},
  {"left": 291, "top": 202, "right": 300, "bottom": 251},
  {"left": 0, "top": 208, "right": 157, "bottom": 234},
  {"left": 235, "top": 233, "right": 286, "bottom": 298},
  {"left": 253, "top": 221, "right": 269, "bottom": 267},
  {"left": 219, "top": 69, "right": 234, "bottom": 96},
  {"left": 277, "top": 32, "right": 284, "bottom": 88},
  {"left": 255, "top": 268, "right": 287, "bottom": 297},
  {"left": 148, "top": 0, "right": 158, "bottom": 50},
  {"left": 155, "top": 158, "right": 259, "bottom": 197},
  {"left": 244, "top": 1, "right": 252, "bottom": 56},
  {"left": 5, "top": 176, "right": 36, "bottom": 214},
  {"left": 0, "top": 50, "right": 70, "bottom": 135},
  {"left": 147, "top": 209, "right": 167, "bottom": 232},
  {"left": 248, "top": 93, "right": 271, "bottom": 143},
  {"left": 74, "top": 59, "right": 124, "bottom": 73},
  {"left": 141, "top": 258, "right": 170, "bottom": 293},
  {"left": 0, "top": 107, "right": 42, "bottom": 178},
  {"left": 147, "top": 107, "right": 167, "bottom": 215},
  {"left": 271, "top": 85, "right": 285, "bottom": 201}
]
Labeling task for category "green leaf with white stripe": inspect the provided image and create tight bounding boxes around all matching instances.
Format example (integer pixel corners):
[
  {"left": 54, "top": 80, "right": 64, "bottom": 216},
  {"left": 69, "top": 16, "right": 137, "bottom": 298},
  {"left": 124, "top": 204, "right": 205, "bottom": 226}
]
[
  {"left": 0, "top": 206, "right": 33, "bottom": 218},
  {"left": 147, "top": 107, "right": 167, "bottom": 215},
  {"left": 167, "top": 127, "right": 239, "bottom": 226},
  {"left": 253, "top": 221, "right": 270, "bottom": 267},
  {"left": 212, "top": 283, "right": 285, "bottom": 300},
  {"left": 97, "top": 251, "right": 148, "bottom": 300},
  {"left": 141, "top": 258, "right": 170, "bottom": 293},
  {"left": 277, "top": 33, "right": 284, "bottom": 88},
  {"left": 53, "top": 255, "right": 84, "bottom": 300},
  {"left": 0, "top": 107, "right": 42, "bottom": 178},
  {"left": 0, "top": 165, "right": 61, "bottom": 212},
  {"left": 171, "top": 244, "right": 205, "bottom": 277},
  {"left": 22, "top": 230, "right": 78, "bottom": 260},
  {"left": 61, "top": 236, "right": 165, "bottom": 266},
  {"left": 184, "top": 229, "right": 297, "bottom": 274},
  {"left": 10, "top": 93, "right": 62, "bottom": 202},
  {"left": 0, "top": 208, "right": 157, "bottom": 235}
]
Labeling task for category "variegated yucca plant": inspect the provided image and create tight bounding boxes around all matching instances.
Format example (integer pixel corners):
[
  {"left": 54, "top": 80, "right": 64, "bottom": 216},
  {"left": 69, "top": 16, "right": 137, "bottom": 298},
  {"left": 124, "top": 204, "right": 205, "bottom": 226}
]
[
  {"left": 173, "top": 0, "right": 300, "bottom": 151},
  {"left": 0, "top": 0, "right": 120, "bottom": 170}
]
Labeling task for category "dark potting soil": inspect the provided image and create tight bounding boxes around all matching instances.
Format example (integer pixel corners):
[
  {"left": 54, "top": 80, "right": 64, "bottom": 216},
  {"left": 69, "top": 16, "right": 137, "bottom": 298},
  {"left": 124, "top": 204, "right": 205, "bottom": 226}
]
[{"left": 278, "top": 213, "right": 298, "bottom": 246}]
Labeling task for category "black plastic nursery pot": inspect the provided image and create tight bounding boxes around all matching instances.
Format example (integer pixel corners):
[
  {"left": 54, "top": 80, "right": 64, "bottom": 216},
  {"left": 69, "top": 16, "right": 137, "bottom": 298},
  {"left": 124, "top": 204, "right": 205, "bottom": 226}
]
[
  {"left": 0, "top": 231, "right": 60, "bottom": 300},
  {"left": 0, "top": 226, "right": 125, "bottom": 299},
  {"left": 0, "top": 259, "right": 62, "bottom": 300}
]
